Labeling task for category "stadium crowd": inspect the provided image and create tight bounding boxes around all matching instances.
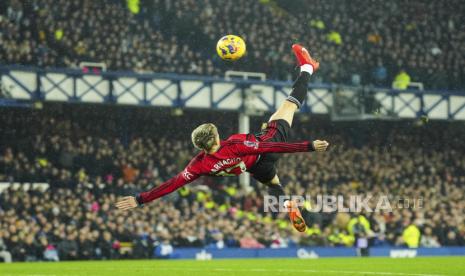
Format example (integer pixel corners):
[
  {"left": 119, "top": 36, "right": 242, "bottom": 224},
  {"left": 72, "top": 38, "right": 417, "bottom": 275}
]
[
  {"left": 1, "top": 106, "right": 464, "bottom": 261},
  {"left": 1, "top": 0, "right": 464, "bottom": 89}
]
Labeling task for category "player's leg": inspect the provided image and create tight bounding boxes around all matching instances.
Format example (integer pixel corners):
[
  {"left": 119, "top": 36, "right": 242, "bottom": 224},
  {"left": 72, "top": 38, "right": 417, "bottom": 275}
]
[
  {"left": 248, "top": 157, "right": 307, "bottom": 232},
  {"left": 264, "top": 174, "right": 307, "bottom": 232},
  {"left": 265, "top": 175, "right": 284, "bottom": 201},
  {"left": 268, "top": 101, "right": 298, "bottom": 128},
  {"left": 268, "top": 44, "right": 320, "bottom": 128},
  {"left": 251, "top": 45, "right": 319, "bottom": 232}
]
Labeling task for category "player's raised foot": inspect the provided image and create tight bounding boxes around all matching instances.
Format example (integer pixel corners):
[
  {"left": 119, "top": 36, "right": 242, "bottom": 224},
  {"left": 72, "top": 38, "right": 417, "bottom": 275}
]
[
  {"left": 285, "top": 200, "right": 307, "bottom": 232},
  {"left": 292, "top": 44, "right": 320, "bottom": 72}
]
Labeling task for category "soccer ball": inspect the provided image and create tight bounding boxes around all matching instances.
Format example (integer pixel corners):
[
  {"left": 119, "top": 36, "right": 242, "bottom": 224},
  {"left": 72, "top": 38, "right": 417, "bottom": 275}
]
[{"left": 216, "top": 35, "right": 246, "bottom": 61}]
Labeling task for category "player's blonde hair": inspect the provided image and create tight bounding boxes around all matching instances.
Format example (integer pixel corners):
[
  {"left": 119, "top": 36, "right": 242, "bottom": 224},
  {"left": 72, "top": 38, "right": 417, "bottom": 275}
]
[{"left": 191, "top": 123, "right": 218, "bottom": 151}]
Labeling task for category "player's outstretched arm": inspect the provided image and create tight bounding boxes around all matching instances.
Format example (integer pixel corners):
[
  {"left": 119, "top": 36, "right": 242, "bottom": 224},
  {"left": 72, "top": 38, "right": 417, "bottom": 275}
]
[
  {"left": 115, "top": 168, "right": 199, "bottom": 210},
  {"left": 231, "top": 139, "right": 329, "bottom": 155}
]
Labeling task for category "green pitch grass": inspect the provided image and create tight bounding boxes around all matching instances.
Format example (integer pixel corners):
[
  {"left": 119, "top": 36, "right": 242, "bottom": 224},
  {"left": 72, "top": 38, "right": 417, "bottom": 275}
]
[{"left": 1, "top": 257, "right": 465, "bottom": 276}]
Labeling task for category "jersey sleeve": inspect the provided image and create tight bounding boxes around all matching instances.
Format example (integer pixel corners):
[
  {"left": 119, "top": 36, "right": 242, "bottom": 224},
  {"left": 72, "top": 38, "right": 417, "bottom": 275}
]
[
  {"left": 136, "top": 159, "right": 202, "bottom": 205},
  {"left": 229, "top": 139, "right": 315, "bottom": 156}
]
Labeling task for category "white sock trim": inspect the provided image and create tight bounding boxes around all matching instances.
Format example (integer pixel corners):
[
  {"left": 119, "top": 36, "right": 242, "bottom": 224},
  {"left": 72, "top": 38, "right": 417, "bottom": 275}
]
[
  {"left": 287, "top": 96, "right": 302, "bottom": 108},
  {"left": 300, "top": 64, "right": 313, "bottom": 75}
]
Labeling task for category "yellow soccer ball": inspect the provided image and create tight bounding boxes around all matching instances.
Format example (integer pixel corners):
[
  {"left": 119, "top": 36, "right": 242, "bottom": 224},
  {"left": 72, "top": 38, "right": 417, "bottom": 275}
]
[{"left": 216, "top": 35, "right": 246, "bottom": 61}]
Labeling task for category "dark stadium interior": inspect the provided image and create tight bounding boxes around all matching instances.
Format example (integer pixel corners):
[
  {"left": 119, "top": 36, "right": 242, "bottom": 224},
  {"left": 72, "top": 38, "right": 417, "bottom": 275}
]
[
  {"left": 1, "top": 104, "right": 464, "bottom": 261},
  {"left": 1, "top": 0, "right": 465, "bottom": 266}
]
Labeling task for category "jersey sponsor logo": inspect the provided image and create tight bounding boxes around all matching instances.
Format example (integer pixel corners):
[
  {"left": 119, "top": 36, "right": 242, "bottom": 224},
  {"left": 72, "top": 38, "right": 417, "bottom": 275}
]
[
  {"left": 243, "top": 140, "right": 259, "bottom": 149},
  {"left": 182, "top": 170, "right": 194, "bottom": 180}
]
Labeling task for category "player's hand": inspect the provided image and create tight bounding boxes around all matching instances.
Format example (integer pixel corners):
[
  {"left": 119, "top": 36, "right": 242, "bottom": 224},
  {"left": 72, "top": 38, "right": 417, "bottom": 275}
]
[
  {"left": 312, "top": 140, "right": 329, "bottom": 152},
  {"left": 115, "top": 196, "right": 138, "bottom": 210}
]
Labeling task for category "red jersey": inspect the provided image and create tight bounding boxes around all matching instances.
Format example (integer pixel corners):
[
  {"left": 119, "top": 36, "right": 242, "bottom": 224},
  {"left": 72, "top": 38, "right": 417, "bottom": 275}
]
[{"left": 137, "top": 134, "right": 314, "bottom": 204}]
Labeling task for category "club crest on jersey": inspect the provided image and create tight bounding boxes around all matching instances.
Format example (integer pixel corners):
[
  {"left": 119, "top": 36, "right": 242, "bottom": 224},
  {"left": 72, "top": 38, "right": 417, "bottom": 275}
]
[
  {"left": 182, "top": 170, "right": 194, "bottom": 180},
  {"left": 243, "top": 140, "right": 259, "bottom": 149}
]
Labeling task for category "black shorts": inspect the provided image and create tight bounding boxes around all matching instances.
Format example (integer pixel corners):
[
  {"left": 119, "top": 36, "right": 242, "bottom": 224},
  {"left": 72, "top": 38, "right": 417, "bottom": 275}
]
[{"left": 247, "top": 119, "right": 292, "bottom": 183}]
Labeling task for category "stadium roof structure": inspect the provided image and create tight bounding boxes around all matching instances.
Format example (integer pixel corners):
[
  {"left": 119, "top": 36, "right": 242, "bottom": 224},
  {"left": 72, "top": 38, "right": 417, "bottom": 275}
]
[{"left": 1, "top": 65, "right": 464, "bottom": 121}]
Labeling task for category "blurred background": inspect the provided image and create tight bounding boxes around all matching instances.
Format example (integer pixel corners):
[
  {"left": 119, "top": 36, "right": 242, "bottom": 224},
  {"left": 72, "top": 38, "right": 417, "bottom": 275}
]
[{"left": 0, "top": 0, "right": 464, "bottom": 262}]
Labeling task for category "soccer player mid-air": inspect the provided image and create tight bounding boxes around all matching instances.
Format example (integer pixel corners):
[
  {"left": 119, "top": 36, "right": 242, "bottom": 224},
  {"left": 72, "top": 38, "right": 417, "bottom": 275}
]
[{"left": 116, "top": 44, "right": 329, "bottom": 232}]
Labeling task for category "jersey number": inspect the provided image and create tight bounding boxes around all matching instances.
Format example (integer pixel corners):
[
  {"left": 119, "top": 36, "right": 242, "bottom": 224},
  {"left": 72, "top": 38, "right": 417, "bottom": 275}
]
[{"left": 214, "top": 161, "right": 246, "bottom": 177}]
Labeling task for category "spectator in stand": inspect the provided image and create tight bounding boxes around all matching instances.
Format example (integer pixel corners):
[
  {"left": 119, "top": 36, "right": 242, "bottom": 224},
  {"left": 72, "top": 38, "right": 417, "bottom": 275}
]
[
  {"left": 420, "top": 227, "right": 441, "bottom": 248},
  {"left": 0, "top": 231, "right": 13, "bottom": 263},
  {"left": 392, "top": 69, "right": 412, "bottom": 90}
]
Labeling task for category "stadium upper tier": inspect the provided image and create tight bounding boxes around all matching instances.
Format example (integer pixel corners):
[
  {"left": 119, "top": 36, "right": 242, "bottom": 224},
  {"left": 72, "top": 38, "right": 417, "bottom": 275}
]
[
  {"left": 0, "top": 105, "right": 464, "bottom": 262},
  {"left": 1, "top": 0, "right": 464, "bottom": 90}
]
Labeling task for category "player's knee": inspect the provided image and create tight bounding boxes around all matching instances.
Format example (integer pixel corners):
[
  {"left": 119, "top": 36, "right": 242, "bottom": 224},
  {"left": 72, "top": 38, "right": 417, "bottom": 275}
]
[
  {"left": 268, "top": 175, "right": 280, "bottom": 185},
  {"left": 269, "top": 101, "right": 297, "bottom": 124}
]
